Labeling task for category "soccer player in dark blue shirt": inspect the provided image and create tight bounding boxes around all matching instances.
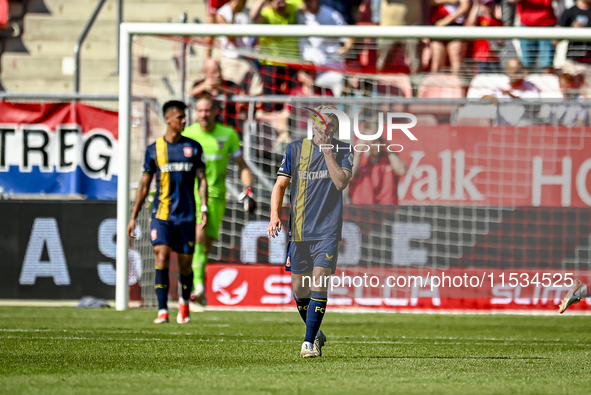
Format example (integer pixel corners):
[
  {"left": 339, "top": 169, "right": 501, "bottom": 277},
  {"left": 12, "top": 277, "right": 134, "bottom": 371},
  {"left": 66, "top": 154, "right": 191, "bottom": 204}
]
[
  {"left": 127, "top": 100, "right": 208, "bottom": 324},
  {"left": 267, "top": 105, "right": 354, "bottom": 358}
]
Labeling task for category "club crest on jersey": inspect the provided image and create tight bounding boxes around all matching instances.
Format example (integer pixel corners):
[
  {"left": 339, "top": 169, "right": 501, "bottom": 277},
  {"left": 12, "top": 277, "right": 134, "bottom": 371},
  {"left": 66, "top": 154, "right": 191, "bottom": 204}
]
[
  {"left": 218, "top": 142, "right": 224, "bottom": 149},
  {"left": 151, "top": 229, "right": 157, "bottom": 241},
  {"left": 183, "top": 147, "right": 192, "bottom": 157}
]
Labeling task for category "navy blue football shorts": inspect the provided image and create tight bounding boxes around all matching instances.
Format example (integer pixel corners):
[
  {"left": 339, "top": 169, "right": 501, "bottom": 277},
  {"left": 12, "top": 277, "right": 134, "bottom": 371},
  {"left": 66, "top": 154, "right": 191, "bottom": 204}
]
[
  {"left": 286, "top": 239, "right": 340, "bottom": 275},
  {"left": 150, "top": 217, "right": 196, "bottom": 255}
]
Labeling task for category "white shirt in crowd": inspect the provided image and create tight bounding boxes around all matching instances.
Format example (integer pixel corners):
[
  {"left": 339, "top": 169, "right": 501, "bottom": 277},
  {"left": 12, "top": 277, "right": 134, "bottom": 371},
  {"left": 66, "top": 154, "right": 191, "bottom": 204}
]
[
  {"left": 216, "top": 4, "right": 254, "bottom": 59},
  {"left": 488, "top": 81, "right": 541, "bottom": 99},
  {"left": 297, "top": 5, "right": 347, "bottom": 68}
]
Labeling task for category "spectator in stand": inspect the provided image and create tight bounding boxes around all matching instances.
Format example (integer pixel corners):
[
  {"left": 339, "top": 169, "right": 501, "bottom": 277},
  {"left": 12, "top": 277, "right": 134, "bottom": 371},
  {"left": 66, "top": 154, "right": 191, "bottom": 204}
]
[
  {"left": 251, "top": 0, "right": 302, "bottom": 111},
  {"left": 215, "top": 0, "right": 261, "bottom": 94},
  {"left": 216, "top": 0, "right": 255, "bottom": 58},
  {"left": 348, "top": 128, "right": 407, "bottom": 206},
  {"left": 429, "top": 0, "right": 471, "bottom": 75},
  {"left": 320, "top": 0, "right": 362, "bottom": 24},
  {"left": 482, "top": 58, "right": 540, "bottom": 99},
  {"left": 466, "top": 0, "right": 504, "bottom": 73},
  {"left": 377, "top": 0, "right": 422, "bottom": 73},
  {"left": 500, "top": 0, "right": 517, "bottom": 27},
  {"left": 190, "top": 59, "right": 243, "bottom": 130},
  {"left": 482, "top": 58, "right": 541, "bottom": 125},
  {"left": 204, "top": 0, "right": 230, "bottom": 58},
  {"left": 297, "top": 0, "right": 354, "bottom": 96},
  {"left": 539, "top": 73, "right": 588, "bottom": 126},
  {"left": 508, "top": 0, "right": 556, "bottom": 70},
  {"left": 557, "top": 0, "right": 591, "bottom": 74}
]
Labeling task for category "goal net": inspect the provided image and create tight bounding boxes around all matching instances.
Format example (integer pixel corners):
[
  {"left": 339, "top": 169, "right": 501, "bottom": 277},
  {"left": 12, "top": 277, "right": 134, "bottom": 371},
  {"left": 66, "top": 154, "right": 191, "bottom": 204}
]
[{"left": 118, "top": 23, "right": 591, "bottom": 310}]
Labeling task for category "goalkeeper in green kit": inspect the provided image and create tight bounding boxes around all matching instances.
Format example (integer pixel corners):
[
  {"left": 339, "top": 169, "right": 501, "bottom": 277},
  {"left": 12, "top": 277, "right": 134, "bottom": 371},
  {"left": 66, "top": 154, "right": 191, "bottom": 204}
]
[{"left": 183, "top": 97, "right": 255, "bottom": 309}]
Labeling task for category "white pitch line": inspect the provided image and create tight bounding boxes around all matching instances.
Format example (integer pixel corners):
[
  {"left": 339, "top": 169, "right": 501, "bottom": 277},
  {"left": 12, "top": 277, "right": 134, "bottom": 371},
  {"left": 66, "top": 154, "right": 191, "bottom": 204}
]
[
  {"left": 1, "top": 334, "right": 590, "bottom": 347},
  {"left": 1, "top": 329, "right": 590, "bottom": 344}
]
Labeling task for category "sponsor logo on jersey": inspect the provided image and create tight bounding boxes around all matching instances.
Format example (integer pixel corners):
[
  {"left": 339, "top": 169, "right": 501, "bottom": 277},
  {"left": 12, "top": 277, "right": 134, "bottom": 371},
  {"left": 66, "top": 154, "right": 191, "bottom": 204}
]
[
  {"left": 325, "top": 253, "right": 333, "bottom": 260},
  {"left": 218, "top": 142, "right": 224, "bottom": 150},
  {"left": 298, "top": 170, "right": 330, "bottom": 180},
  {"left": 159, "top": 162, "right": 194, "bottom": 172},
  {"left": 204, "top": 154, "right": 223, "bottom": 161},
  {"left": 183, "top": 147, "right": 193, "bottom": 157}
]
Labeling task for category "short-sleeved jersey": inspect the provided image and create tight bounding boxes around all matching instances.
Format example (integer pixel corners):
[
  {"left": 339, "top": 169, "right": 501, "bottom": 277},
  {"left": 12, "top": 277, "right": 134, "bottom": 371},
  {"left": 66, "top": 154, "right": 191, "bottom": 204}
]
[
  {"left": 278, "top": 138, "right": 353, "bottom": 242},
  {"left": 143, "top": 136, "right": 205, "bottom": 223},
  {"left": 182, "top": 122, "right": 241, "bottom": 203}
]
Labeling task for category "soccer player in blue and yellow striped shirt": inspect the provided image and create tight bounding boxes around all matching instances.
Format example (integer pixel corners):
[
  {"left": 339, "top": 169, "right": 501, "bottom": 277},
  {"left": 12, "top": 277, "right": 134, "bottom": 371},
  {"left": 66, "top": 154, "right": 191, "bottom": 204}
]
[
  {"left": 128, "top": 100, "right": 208, "bottom": 324},
  {"left": 267, "top": 105, "right": 354, "bottom": 358}
]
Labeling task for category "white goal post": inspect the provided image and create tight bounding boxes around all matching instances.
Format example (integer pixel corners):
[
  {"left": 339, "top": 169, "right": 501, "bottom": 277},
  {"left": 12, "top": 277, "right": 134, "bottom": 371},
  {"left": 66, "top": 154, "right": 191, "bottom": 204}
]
[{"left": 116, "top": 23, "right": 591, "bottom": 310}]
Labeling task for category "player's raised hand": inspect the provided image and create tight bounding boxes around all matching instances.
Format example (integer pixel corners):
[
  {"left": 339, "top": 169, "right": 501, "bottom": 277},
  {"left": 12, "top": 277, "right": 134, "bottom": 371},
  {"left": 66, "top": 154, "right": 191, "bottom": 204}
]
[
  {"left": 315, "top": 133, "right": 332, "bottom": 155},
  {"left": 267, "top": 216, "right": 282, "bottom": 238},
  {"left": 127, "top": 218, "right": 136, "bottom": 239}
]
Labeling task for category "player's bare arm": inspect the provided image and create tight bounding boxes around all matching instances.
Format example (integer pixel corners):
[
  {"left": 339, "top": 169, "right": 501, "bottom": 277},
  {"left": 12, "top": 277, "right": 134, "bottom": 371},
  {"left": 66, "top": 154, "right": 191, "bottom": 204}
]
[
  {"left": 316, "top": 134, "right": 352, "bottom": 191},
  {"left": 267, "top": 175, "right": 290, "bottom": 238},
  {"left": 127, "top": 172, "right": 153, "bottom": 238},
  {"left": 234, "top": 154, "right": 254, "bottom": 189},
  {"left": 197, "top": 170, "right": 209, "bottom": 226},
  {"left": 235, "top": 154, "right": 257, "bottom": 213}
]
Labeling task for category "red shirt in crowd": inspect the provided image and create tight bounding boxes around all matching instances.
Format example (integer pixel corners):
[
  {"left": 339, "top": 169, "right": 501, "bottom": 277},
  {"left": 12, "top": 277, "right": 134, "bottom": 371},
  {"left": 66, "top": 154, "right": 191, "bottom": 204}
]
[
  {"left": 517, "top": 0, "right": 557, "bottom": 26},
  {"left": 349, "top": 153, "right": 399, "bottom": 206},
  {"left": 473, "top": 15, "right": 503, "bottom": 62},
  {"left": 0, "top": 0, "right": 8, "bottom": 26}
]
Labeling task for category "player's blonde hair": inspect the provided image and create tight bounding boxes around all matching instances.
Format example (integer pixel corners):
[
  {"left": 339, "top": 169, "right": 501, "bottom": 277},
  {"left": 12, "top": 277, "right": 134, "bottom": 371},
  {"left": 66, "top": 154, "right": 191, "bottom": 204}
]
[{"left": 313, "top": 105, "right": 339, "bottom": 134}]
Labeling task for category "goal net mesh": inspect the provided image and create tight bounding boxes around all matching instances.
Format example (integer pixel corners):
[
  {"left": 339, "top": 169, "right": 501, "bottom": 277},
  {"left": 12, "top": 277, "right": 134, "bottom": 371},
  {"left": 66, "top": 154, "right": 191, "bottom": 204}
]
[{"left": 126, "top": 30, "right": 591, "bottom": 307}]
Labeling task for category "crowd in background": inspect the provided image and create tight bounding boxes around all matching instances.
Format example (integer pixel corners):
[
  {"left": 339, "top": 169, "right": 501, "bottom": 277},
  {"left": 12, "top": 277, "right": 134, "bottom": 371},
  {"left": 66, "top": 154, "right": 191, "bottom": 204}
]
[
  {"left": 190, "top": 0, "right": 591, "bottom": 203},
  {"left": 201, "top": 0, "right": 591, "bottom": 79},
  {"left": 193, "top": 0, "right": 591, "bottom": 125}
]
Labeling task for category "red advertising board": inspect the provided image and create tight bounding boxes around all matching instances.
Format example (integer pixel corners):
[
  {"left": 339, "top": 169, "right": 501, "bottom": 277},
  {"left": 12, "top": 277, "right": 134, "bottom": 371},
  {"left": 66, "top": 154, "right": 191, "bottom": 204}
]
[
  {"left": 397, "top": 125, "right": 591, "bottom": 207},
  {"left": 205, "top": 264, "right": 591, "bottom": 312}
]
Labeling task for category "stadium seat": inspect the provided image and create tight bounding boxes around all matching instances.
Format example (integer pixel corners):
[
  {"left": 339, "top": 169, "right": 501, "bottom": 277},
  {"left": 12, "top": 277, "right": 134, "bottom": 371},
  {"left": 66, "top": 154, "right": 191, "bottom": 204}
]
[
  {"left": 378, "top": 74, "right": 412, "bottom": 98},
  {"left": 408, "top": 74, "right": 464, "bottom": 117}
]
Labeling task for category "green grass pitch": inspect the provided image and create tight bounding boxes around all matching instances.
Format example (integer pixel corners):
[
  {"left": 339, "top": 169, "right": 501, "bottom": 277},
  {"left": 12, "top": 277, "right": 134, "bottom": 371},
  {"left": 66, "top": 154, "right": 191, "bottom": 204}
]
[{"left": 1, "top": 307, "right": 590, "bottom": 394}]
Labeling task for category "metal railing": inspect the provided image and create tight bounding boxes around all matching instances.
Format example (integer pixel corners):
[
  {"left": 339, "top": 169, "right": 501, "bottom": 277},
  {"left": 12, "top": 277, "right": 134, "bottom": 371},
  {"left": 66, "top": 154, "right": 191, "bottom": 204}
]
[{"left": 74, "top": 0, "right": 123, "bottom": 93}]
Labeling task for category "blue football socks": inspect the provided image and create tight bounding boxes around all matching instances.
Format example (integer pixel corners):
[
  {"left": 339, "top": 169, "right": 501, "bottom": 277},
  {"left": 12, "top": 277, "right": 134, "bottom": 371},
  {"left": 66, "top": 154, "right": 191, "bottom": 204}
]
[
  {"left": 155, "top": 268, "right": 169, "bottom": 311},
  {"left": 295, "top": 294, "right": 311, "bottom": 324},
  {"left": 305, "top": 291, "right": 327, "bottom": 343}
]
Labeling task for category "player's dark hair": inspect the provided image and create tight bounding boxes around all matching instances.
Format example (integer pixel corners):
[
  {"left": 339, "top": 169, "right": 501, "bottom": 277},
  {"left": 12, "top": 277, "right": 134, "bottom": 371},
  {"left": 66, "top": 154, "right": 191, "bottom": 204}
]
[{"left": 162, "top": 100, "right": 187, "bottom": 117}]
